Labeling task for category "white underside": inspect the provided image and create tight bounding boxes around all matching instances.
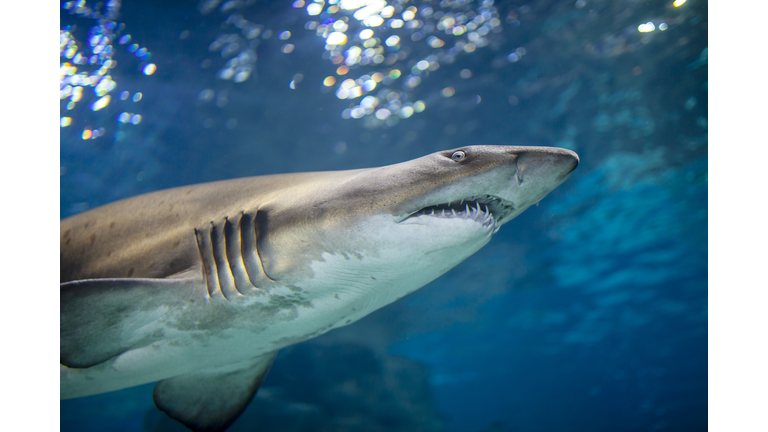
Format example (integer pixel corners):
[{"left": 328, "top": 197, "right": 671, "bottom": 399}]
[{"left": 61, "top": 213, "right": 494, "bottom": 399}]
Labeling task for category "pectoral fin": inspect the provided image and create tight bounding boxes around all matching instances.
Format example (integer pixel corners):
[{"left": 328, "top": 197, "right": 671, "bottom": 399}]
[
  {"left": 153, "top": 352, "right": 277, "bottom": 432},
  {"left": 60, "top": 276, "right": 203, "bottom": 368}
]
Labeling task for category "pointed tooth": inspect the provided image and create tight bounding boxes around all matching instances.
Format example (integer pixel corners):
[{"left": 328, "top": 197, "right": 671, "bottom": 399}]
[
  {"left": 465, "top": 203, "right": 470, "bottom": 214},
  {"left": 441, "top": 209, "right": 445, "bottom": 217},
  {"left": 460, "top": 199, "right": 464, "bottom": 205},
  {"left": 451, "top": 209, "right": 456, "bottom": 217},
  {"left": 484, "top": 205, "right": 489, "bottom": 218},
  {"left": 475, "top": 202, "right": 481, "bottom": 213}
]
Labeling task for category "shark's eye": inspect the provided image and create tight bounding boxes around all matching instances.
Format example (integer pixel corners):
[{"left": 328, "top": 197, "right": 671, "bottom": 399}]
[{"left": 450, "top": 150, "right": 467, "bottom": 162}]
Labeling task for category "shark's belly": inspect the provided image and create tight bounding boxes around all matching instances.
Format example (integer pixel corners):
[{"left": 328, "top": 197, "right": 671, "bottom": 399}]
[
  {"left": 60, "top": 272, "right": 395, "bottom": 399},
  {"left": 61, "top": 228, "right": 491, "bottom": 400}
]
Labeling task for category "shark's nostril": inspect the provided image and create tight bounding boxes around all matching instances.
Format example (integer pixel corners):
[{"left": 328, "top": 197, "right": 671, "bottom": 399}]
[{"left": 515, "top": 159, "right": 523, "bottom": 185}]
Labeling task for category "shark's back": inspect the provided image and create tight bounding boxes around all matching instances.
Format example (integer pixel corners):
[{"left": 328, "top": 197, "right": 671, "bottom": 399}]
[{"left": 60, "top": 170, "right": 362, "bottom": 283}]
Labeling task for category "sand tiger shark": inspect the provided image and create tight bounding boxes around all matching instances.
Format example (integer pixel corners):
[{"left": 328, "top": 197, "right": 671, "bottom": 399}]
[{"left": 60, "top": 145, "right": 578, "bottom": 431}]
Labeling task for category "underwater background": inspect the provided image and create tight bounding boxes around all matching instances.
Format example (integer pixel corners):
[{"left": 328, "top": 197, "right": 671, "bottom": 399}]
[{"left": 60, "top": 0, "right": 707, "bottom": 431}]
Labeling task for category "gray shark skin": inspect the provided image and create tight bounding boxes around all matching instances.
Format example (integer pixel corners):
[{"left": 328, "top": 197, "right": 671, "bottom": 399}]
[{"left": 60, "top": 145, "right": 578, "bottom": 432}]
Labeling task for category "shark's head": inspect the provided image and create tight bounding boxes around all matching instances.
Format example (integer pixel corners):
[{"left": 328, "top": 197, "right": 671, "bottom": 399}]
[
  {"left": 385, "top": 145, "right": 579, "bottom": 229},
  {"left": 256, "top": 145, "right": 578, "bottom": 313}
]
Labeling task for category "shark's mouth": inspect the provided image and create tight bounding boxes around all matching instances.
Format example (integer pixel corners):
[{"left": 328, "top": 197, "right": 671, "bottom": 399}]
[{"left": 398, "top": 195, "right": 515, "bottom": 233}]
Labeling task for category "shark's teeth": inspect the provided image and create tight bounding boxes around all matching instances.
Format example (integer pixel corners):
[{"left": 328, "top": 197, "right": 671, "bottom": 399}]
[{"left": 405, "top": 194, "right": 515, "bottom": 230}]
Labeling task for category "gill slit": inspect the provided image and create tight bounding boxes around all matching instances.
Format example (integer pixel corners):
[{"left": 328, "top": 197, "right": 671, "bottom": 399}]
[
  {"left": 240, "top": 211, "right": 276, "bottom": 286},
  {"left": 223, "top": 215, "right": 254, "bottom": 296},
  {"left": 194, "top": 224, "right": 220, "bottom": 300}
]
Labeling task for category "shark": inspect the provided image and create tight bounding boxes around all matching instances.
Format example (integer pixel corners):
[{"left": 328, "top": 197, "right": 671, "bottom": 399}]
[{"left": 60, "top": 145, "right": 579, "bottom": 431}]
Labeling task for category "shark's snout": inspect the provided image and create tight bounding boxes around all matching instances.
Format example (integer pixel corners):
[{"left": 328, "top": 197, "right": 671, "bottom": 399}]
[
  {"left": 514, "top": 147, "right": 579, "bottom": 185},
  {"left": 557, "top": 148, "right": 580, "bottom": 176}
]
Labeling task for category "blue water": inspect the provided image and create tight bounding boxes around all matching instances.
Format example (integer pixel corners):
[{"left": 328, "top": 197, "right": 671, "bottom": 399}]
[{"left": 60, "top": 0, "right": 707, "bottom": 430}]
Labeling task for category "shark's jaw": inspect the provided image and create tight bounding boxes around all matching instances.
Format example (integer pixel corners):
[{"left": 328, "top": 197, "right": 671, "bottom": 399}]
[{"left": 394, "top": 194, "right": 516, "bottom": 234}]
